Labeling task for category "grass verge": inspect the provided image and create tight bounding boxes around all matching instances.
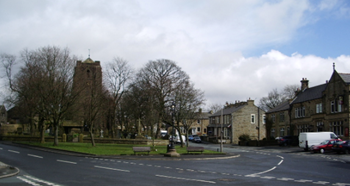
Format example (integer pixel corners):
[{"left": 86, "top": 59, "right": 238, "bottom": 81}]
[{"left": 17, "top": 142, "right": 223, "bottom": 155}]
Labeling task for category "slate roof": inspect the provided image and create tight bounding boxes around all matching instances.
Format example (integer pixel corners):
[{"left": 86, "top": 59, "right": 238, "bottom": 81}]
[
  {"left": 210, "top": 104, "right": 246, "bottom": 117},
  {"left": 266, "top": 100, "right": 290, "bottom": 113},
  {"left": 339, "top": 73, "right": 350, "bottom": 84},
  {"left": 292, "top": 83, "right": 327, "bottom": 104}
]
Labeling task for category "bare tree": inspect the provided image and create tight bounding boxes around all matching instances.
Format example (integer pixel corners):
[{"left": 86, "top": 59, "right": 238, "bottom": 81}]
[
  {"left": 15, "top": 46, "right": 78, "bottom": 146},
  {"left": 259, "top": 85, "right": 299, "bottom": 111},
  {"left": 282, "top": 84, "right": 299, "bottom": 99},
  {"left": 173, "top": 81, "right": 205, "bottom": 147},
  {"left": 135, "top": 59, "right": 190, "bottom": 139},
  {"left": 206, "top": 103, "right": 222, "bottom": 114},
  {"left": 104, "top": 57, "right": 133, "bottom": 138}
]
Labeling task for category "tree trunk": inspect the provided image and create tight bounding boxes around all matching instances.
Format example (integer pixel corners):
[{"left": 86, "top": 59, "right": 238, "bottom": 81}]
[
  {"left": 53, "top": 124, "right": 59, "bottom": 146},
  {"left": 39, "top": 118, "right": 45, "bottom": 144},
  {"left": 89, "top": 128, "right": 96, "bottom": 147}
]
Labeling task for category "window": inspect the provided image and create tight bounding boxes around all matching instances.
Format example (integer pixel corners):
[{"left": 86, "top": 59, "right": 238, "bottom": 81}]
[
  {"left": 279, "top": 113, "right": 285, "bottom": 122},
  {"left": 271, "top": 114, "right": 275, "bottom": 123},
  {"left": 271, "top": 129, "right": 275, "bottom": 138},
  {"left": 316, "top": 103, "right": 322, "bottom": 113},
  {"left": 197, "top": 120, "right": 200, "bottom": 124},
  {"left": 317, "top": 122, "right": 324, "bottom": 132},
  {"left": 331, "top": 101, "right": 336, "bottom": 113},
  {"left": 251, "top": 114, "right": 255, "bottom": 124},
  {"left": 197, "top": 127, "right": 200, "bottom": 132},
  {"left": 262, "top": 114, "right": 266, "bottom": 124},
  {"left": 330, "top": 121, "right": 343, "bottom": 136},
  {"left": 295, "top": 107, "right": 305, "bottom": 118},
  {"left": 280, "top": 128, "right": 284, "bottom": 137}
]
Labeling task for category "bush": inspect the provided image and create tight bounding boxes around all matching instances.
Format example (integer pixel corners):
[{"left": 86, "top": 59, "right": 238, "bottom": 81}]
[{"left": 239, "top": 134, "right": 251, "bottom": 141}]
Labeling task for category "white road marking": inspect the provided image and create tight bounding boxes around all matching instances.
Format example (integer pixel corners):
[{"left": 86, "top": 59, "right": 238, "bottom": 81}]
[
  {"left": 23, "top": 175, "right": 62, "bottom": 186},
  {"left": 28, "top": 154, "right": 43, "bottom": 159},
  {"left": 156, "top": 174, "right": 216, "bottom": 184},
  {"left": 277, "top": 159, "right": 283, "bottom": 165},
  {"left": 312, "top": 181, "right": 330, "bottom": 185},
  {"left": 277, "top": 177, "right": 294, "bottom": 181},
  {"left": 260, "top": 176, "right": 275, "bottom": 179},
  {"left": 294, "top": 179, "right": 313, "bottom": 182},
  {"left": 8, "top": 150, "right": 20, "bottom": 154},
  {"left": 57, "top": 159, "right": 77, "bottom": 164},
  {"left": 94, "top": 165, "right": 130, "bottom": 172},
  {"left": 17, "top": 176, "right": 41, "bottom": 186}
]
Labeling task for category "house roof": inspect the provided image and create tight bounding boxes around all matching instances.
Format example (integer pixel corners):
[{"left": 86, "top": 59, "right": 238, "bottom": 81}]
[
  {"left": 266, "top": 100, "right": 290, "bottom": 113},
  {"left": 339, "top": 73, "right": 350, "bottom": 84},
  {"left": 210, "top": 104, "right": 246, "bottom": 117},
  {"left": 292, "top": 83, "right": 327, "bottom": 104}
]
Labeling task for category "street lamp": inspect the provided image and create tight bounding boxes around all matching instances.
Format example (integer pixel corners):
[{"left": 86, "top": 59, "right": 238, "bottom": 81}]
[{"left": 164, "top": 101, "right": 180, "bottom": 157}]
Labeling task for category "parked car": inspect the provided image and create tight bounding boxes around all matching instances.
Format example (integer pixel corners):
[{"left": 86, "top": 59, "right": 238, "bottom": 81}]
[
  {"left": 277, "top": 136, "right": 298, "bottom": 146},
  {"left": 193, "top": 136, "right": 201, "bottom": 143},
  {"left": 332, "top": 140, "right": 350, "bottom": 154},
  {"left": 188, "top": 135, "right": 194, "bottom": 141},
  {"left": 299, "top": 132, "right": 338, "bottom": 151},
  {"left": 311, "top": 139, "right": 342, "bottom": 153}
]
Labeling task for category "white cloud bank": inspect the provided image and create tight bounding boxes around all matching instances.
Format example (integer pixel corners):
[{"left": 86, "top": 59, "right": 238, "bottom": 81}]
[{"left": 0, "top": 0, "right": 349, "bottom": 108}]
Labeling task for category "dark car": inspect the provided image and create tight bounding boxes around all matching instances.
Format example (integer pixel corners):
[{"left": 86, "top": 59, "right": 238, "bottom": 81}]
[
  {"left": 332, "top": 140, "right": 350, "bottom": 154},
  {"left": 277, "top": 136, "right": 298, "bottom": 146}
]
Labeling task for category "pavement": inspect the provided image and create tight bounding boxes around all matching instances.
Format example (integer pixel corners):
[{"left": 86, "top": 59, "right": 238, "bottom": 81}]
[
  {"left": 0, "top": 161, "right": 19, "bottom": 179},
  {"left": 1, "top": 142, "right": 350, "bottom": 179}
]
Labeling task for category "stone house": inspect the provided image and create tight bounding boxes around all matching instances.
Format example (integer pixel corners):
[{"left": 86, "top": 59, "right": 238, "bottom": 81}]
[
  {"left": 265, "top": 100, "right": 291, "bottom": 139},
  {"left": 207, "top": 99, "right": 266, "bottom": 144},
  {"left": 189, "top": 110, "right": 210, "bottom": 136},
  {"left": 266, "top": 66, "right": 350, "bottom": 140}
]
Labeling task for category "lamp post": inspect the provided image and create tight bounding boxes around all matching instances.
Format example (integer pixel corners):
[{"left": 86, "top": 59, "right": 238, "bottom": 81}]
[{"left": 164, "top": 101, "right": 180, "bottom": 157}]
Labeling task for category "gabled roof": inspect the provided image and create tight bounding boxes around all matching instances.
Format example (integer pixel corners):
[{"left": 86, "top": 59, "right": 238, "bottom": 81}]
[
  {"left": 266, "top": 100, "right": 290, "bottom": 113},
  {"left": 210, "top": 104, "right": 246, "bottom": 117},
  {"left": 292, "top": 83, "right": 327, "bottom": 104},
  {"left": 339, "top": 73, "right": 350, "bottom": 84}
]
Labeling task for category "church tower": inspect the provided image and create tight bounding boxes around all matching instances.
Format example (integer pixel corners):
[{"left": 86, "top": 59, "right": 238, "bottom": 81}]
[{"left": 71, "top": 57, "right": 103, "bottom": 131}]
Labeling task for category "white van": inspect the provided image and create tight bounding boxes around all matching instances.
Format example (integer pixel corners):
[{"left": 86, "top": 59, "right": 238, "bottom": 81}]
[{"left": 299, "top": 132, "right": 338, "bottom": 151}]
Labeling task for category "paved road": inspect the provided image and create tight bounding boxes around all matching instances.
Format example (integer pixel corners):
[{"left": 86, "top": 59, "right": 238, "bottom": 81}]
[{"left": 0, "top": 142, "right": 350, "bottom": 185}]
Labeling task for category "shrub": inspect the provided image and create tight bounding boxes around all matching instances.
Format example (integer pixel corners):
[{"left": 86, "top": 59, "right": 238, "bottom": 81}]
[{"left": 239, "top": 134, "right": 251, "bottom": 141}]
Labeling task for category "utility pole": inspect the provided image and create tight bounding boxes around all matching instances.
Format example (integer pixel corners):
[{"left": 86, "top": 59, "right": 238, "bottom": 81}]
[{"left": 220, "top": 106, "right": 223, "bottom": 152}]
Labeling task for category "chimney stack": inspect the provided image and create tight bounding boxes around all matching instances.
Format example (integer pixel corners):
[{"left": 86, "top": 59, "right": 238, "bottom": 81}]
[{"left": 301, "top": 78, "right": 309, "bottom": 91}]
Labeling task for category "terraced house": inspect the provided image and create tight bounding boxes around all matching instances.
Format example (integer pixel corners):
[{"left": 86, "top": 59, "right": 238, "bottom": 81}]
[
  {"left": 207, "top": 99, "right": 266, "bottom": 144},
  {"left": 266, "top": 65, "right": 350, "bottom": 140}
]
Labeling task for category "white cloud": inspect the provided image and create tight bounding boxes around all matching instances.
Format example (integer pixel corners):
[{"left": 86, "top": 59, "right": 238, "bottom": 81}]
[{"left": 0, "top": 0, "right": 349, "bottom": 108}]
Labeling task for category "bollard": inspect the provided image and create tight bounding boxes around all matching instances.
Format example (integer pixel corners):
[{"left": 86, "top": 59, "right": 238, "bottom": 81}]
[{"left": 305, "top": 140, "right": 308, "bottom": 151}]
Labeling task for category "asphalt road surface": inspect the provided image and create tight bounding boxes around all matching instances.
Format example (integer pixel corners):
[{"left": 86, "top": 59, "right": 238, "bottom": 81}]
[{"left": 0, "top": 142, "right": 350, "bottom": 186}]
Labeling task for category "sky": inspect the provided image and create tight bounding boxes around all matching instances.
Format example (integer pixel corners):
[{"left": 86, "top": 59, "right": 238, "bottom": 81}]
[{"left": 1, "top": 0, "right": 350, "bottom": 109}]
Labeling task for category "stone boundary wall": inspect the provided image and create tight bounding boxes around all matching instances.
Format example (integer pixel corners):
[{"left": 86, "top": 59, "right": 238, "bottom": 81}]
[{"left": 0, "top": 135, "right": 168, "bottom": 145}]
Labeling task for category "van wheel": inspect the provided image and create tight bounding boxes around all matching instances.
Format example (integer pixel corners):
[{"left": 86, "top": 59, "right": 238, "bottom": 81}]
[{"left": 320, "top": 149, "right": 325, "bottom": 154}]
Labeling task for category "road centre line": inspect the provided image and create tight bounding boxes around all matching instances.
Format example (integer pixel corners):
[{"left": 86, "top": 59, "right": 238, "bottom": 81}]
[
  {"left": 8, "top": 150, "right": 20, "bottom": 154},
  {"left": 156, "top": 174, "right": 216, "bottom": 184},
  {"left": 28, "top": 154, "right": 43, "bottom": 159},
  {"left": 57, "top": 159, "right": 77, "bottom": 164},
  {"left": 94, "top": 165, "right": 130, "bottom": 172}
]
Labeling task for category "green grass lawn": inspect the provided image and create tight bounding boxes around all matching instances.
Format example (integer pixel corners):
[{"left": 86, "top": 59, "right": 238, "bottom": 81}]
[{"left": 18, "top": 142, "right": 221, "bottom": 155}]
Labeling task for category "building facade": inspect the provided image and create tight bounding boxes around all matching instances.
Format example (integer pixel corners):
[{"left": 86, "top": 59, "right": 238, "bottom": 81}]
[
  {"left": 266, "top": 68, "right": 350, "bottom": 140},
  {"left": 208, "top": 99, "right": 266, "bottom": 144}
]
